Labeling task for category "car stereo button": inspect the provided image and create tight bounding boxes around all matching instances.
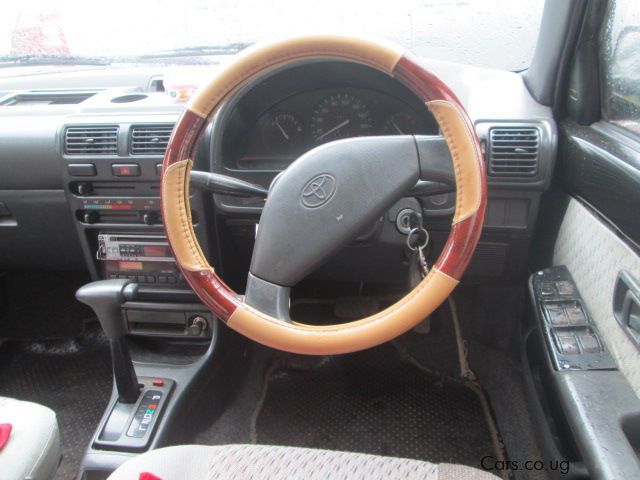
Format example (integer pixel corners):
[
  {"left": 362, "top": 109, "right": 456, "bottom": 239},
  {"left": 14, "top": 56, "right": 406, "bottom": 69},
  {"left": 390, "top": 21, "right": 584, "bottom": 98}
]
[{"left": 111, "top": 164, "right": 141, "bottom": 177}]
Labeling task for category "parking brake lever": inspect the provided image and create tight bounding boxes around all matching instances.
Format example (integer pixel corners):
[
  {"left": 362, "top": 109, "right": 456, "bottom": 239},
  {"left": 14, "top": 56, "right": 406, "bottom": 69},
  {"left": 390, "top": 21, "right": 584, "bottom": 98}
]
[{"left": 190, "top": 171, "right": 268, "bottom": 198}]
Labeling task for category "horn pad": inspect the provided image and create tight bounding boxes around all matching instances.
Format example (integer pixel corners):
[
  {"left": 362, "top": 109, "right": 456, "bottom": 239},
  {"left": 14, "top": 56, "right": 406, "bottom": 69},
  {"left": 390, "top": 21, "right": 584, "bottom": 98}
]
[{"left": 249, "top": 136, "right": 420, "bottom": 287}]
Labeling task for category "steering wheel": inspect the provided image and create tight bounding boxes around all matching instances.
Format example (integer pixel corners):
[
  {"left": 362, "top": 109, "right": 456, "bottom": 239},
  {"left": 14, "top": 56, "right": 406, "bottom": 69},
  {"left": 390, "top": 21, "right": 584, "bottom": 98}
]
[{"left": 161, "top": 36, "right": 486, "bottom": 355}]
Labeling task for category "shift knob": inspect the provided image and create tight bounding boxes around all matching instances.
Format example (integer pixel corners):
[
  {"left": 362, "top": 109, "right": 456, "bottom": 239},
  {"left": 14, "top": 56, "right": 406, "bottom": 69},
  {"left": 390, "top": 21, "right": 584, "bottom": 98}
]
[
  {"left": 76, "top": 279, "right": 141, "bottom": 403},
  {"left": 76, "top": 279, "right": 138, "bottom": 340}
]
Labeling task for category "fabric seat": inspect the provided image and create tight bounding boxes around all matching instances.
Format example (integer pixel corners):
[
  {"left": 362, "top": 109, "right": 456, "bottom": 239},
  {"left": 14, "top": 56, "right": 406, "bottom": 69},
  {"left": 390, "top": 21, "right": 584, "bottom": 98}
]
[
  {"left": 108, "top": 444, "right": 498, "bottom": 479},
  {"left": 0, "top": 397, "right": 61, "bottom": 480}
]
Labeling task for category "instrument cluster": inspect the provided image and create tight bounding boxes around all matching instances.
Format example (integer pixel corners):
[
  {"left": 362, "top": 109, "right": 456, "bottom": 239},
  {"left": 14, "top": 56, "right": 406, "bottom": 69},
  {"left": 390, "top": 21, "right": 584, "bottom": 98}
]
[{"left": 232, "top": 87, "right": 437, "bottom": 170}]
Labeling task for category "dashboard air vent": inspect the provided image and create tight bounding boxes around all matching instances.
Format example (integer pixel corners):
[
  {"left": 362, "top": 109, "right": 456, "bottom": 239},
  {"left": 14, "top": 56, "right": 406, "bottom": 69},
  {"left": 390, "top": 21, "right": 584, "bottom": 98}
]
[
  {"left": 488, "top": 127, "right": 540, "bottom": 177},
  {"left": 130, "top": 124, "right": 174, "bottom": 155},
  {"left": 65, "top": 126, "right": 118, "bottom": 155}
]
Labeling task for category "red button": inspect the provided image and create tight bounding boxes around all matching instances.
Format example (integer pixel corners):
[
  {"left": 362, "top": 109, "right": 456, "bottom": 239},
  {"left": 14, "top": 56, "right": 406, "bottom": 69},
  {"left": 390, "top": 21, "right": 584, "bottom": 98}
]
[
  {"left": 111, "top": 164, "right": 140, "bottom": 177},
  {"left": 152, "top": 379, "right": 164, "bottom": 386}
]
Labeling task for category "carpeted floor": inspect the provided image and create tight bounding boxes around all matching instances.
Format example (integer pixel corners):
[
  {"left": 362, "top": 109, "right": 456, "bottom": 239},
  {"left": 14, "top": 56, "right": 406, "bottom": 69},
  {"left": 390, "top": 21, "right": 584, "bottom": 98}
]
[
  {"left": 0, "top": 325, "right": 113, "bottom": 480},
  {"left": 0, "top": 271, "right": 93, "bottom": 340},
  {"left": 252, "top": 345, "right": 498, "bottom": 471}
]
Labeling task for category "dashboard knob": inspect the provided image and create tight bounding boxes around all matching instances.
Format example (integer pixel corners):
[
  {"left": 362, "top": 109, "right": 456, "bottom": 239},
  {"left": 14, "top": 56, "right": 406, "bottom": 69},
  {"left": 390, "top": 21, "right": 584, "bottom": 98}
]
[
  {"left": 142, "top": 211, "right": 159, "bottom": 225},
  {"left": 77, "top": 182, "right": 93, "bottom": 195},
  {"left": 83, "top": 211, "right": 99, "bottom": 224}
]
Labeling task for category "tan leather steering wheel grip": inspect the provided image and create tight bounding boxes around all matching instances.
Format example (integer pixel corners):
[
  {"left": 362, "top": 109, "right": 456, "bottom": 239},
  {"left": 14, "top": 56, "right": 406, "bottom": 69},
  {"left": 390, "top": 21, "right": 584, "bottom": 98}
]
[{"left": 161, "top": 35, "right": 486, "bottom": 355}]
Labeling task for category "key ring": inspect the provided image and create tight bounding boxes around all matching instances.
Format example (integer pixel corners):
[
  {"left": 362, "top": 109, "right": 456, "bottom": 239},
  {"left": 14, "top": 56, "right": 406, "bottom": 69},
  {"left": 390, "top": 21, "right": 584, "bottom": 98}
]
[{"left": 406, "top": 227, "right": 430, "bottom": 251}]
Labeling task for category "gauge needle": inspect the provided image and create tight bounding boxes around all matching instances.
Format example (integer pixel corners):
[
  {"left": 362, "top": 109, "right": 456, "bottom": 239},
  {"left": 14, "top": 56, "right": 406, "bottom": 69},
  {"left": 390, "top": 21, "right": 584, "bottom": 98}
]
[
  {"left": 391, "top": 119, "right": 404, "bottom": 135},
  {"left": 315, "top": 119, "right": 350, "bottom": 142},
  {"left": 274, "top": 118, "right": 290, "bottom": 140}
]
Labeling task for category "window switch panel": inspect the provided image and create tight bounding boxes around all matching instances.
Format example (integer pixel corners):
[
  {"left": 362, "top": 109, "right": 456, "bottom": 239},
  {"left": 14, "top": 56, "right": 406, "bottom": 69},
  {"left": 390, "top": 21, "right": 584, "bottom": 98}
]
[{"left": 531, "top": 266, "right": 617, "bottom": 371}]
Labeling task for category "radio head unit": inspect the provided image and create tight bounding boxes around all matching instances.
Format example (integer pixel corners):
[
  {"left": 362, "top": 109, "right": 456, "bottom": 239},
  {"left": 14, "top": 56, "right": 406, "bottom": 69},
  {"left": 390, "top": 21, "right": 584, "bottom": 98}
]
[{"left": 97, "top": 233, "right": 186, "bottom": 286}]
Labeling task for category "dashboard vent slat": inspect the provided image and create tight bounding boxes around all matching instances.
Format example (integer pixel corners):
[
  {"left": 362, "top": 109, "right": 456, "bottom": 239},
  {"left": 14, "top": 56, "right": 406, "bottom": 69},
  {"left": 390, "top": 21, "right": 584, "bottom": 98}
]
[
  {"left": 130, "top": 124, "right": 175, "bottom": 155},
  {"left": 64, "top": 125, "right": 119, "bottom": 155},
  {"left": 488, "top": 127, "right": 540, "bottom": 177}
]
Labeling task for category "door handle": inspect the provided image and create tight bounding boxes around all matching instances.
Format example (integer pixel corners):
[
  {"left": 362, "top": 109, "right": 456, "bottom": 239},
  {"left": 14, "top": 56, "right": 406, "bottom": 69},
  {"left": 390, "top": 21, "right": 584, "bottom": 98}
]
[
  {"left": 614, "top": 271, "right": 640, "bottom": 349},
  {"left": 623, "top": 290, "right": 640, "bottom": 333}
]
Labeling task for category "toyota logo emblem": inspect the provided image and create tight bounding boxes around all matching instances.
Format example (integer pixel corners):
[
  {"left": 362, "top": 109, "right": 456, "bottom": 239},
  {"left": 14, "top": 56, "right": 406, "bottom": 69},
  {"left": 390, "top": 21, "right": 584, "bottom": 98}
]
[{"left": 300, "top": 174, "right": 337, "bottom": 208}]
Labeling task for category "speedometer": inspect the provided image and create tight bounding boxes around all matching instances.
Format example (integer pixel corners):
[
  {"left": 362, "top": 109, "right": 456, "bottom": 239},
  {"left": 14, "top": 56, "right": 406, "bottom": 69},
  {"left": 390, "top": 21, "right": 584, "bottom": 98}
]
[{"left": 310, "top": 93, "right": 373, "bottom": 144}]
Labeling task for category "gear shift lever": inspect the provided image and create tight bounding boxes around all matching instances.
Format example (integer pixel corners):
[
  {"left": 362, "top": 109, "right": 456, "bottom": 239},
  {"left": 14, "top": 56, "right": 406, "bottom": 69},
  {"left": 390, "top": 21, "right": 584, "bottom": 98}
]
[{"left": 76, "top": 279, "right": 141, "bottom": 404}]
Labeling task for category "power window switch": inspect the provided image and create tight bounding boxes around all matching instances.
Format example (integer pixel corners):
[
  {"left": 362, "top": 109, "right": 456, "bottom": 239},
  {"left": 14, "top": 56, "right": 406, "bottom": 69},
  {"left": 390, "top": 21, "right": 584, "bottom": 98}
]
[
  {"left": 555, "top": 280, "right": 575, "bottom": 296},
  {"left": 566, "top": 303, "right": 587, "bottom": 325},
  {"left": 545, "top": 305, "right": 568, "bottom": 326},
  {"left": 539, "top": 282, "right": 556, "bottom": 297},
  {"left": 578, "top": 333, "right": 602, "bottom": 354},
  {"left": 556, "top": 334, "right": 580, "bottom": 355}
]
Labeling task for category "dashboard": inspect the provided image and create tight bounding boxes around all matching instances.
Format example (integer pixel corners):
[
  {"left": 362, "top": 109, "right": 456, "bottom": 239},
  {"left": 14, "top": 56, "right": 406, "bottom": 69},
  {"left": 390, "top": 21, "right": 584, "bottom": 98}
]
[
  {"left": 0, "top": 58, "right": 555, "bottom": 289},
  {"left": 218, "top": 62, "right": 439, "bottom": 172}
]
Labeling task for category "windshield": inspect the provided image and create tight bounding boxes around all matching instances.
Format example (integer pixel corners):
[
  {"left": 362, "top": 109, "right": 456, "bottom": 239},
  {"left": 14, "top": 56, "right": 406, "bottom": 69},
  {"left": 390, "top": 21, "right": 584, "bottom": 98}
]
[{"left": 0, "top": 0, "right": 545, "bottom": 71}]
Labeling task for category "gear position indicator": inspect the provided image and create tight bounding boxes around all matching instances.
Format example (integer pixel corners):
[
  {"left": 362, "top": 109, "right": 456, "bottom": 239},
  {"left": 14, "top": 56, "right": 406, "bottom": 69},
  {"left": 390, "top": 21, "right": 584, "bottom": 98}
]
[{"left": 127, "top": 390, "right": 163, "bottom": 438}]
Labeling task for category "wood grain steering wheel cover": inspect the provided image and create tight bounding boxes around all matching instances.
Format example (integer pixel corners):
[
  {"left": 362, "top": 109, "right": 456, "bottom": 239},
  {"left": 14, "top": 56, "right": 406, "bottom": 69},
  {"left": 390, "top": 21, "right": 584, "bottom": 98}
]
[{"left": 161, "top": 35, "right": 487, "bottom": 355}]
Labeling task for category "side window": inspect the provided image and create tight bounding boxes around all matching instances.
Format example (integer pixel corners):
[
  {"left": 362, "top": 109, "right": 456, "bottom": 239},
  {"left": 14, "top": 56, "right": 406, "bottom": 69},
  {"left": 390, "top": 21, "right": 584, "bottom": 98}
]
[{"left": 601, "top": 0, "right": 640, "bottom": 136}]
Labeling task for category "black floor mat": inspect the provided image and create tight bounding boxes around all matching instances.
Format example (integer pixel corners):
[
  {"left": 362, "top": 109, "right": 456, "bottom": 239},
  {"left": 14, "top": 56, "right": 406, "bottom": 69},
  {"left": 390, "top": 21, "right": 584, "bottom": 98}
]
[
  {"left": 0, "top": 325, "right": 112, "bottom": 480},
  {"left": 254, "top": 345, "right": 497, "bottom": 470},
  {"left": 0, "top": 271, "right": 93, "bottom": 340}
]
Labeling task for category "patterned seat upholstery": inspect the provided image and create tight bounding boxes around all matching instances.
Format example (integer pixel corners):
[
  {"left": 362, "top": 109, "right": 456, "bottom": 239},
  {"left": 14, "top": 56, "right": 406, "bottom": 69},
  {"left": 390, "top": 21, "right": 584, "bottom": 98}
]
[
  {"left": 0, "top": 397, "right": 61, "bottom": 480},
  {"left": 108, "top": 444, "right": 498, "bottom": 480}
]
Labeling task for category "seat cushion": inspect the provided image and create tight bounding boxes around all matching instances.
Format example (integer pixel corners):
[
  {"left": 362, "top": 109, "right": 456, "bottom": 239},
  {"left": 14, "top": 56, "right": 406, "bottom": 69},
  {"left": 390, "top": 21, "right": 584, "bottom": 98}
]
[
  {"left": 108, "top": 444, "right": 498, "bottom": 480},
  {"left": 0, "top": 397, "right": 61, "bottom": 480}
]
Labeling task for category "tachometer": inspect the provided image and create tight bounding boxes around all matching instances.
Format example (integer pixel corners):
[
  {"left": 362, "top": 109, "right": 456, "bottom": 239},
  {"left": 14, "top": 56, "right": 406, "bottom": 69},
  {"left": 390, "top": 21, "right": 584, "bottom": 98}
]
[
  {"left": 384, "top": 112, "right": 421, "bottom": 135},
  {"left": 262, "top": 112, "right": 304, "bottom": 154},
  {"left": 310, "top": 93, "right": 373, "bottom": 143}
]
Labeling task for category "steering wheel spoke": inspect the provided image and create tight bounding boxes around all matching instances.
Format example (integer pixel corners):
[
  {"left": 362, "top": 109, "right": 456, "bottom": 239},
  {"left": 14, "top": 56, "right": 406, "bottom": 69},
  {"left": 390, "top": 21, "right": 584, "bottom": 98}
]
[
  {"left": 415, "top": 135, "right": 456, "bottom": 186},
  {"left": 244, "top": 273, "right": 292, "bottom": 322}
]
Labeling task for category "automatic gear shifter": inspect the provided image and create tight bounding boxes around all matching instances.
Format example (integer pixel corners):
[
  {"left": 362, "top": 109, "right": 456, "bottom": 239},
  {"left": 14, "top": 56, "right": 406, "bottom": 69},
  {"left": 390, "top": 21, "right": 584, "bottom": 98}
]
[{"left": 76, "top": 279, "right": 141, "bottom": 403}]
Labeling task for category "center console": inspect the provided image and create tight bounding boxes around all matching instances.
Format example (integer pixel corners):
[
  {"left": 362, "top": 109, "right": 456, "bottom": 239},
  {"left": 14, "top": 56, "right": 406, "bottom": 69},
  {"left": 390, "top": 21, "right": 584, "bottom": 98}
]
[
  {"left": 58, "top": 104, "right": 232, "bottom": 479},
  {"left": 60, "top": 111, "right": 216, "bottom": 339}
]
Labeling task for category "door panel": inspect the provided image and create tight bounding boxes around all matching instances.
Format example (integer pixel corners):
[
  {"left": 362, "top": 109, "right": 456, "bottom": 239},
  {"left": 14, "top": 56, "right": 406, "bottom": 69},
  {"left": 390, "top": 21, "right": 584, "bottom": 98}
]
[
  {"left": 561, "top": 120, "right": 640, "bottom": 246},
  {"left": 553, "top": 198, "right": 640, "bottom": 396},
  {"left": 551, "top": 0, "right": 640, "bottom": 396}
]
